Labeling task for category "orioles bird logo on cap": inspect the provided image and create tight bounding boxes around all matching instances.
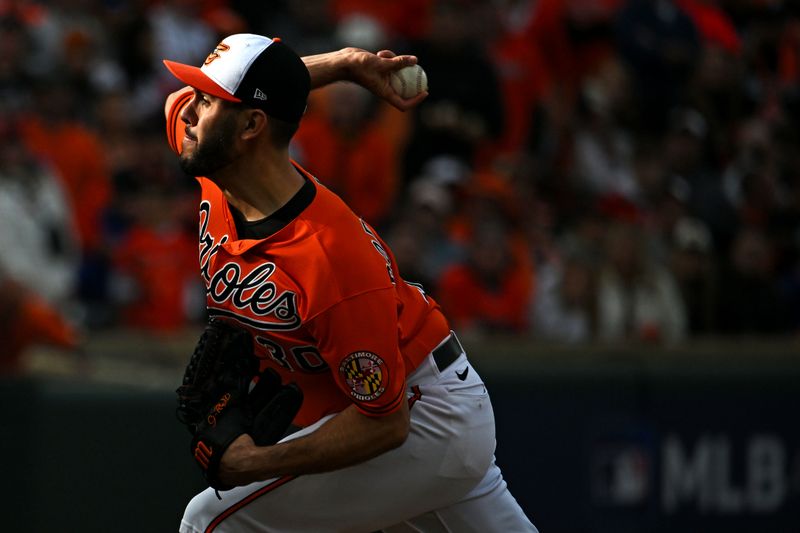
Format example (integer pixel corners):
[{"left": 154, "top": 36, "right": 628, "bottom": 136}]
[{"left": 204, "top": 43, "right": 230, "bottom": 65}]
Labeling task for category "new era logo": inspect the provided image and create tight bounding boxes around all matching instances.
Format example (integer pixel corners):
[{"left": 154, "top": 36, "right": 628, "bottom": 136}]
[{"left": 254, "top": 88, "right": 267, "bottom": 101}]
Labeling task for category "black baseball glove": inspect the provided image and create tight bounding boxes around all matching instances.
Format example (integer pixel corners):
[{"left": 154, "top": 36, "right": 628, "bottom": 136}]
[{"left": 176, "top": 318, "right": 303, "bottom": 490}]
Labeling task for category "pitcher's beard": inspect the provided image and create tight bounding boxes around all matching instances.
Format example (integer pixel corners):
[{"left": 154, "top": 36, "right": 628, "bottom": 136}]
[{"left": 179, "top": 117, "right": 237, "bottom": 177}]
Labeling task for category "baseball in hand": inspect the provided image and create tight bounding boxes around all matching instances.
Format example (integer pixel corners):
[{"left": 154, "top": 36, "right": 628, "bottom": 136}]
[{"left": 390, "top": 64, "right": 428, "bottom": 99}]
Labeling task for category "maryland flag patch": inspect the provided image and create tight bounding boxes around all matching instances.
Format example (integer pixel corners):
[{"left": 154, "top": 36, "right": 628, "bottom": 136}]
[{"left": 339, "top": 351, "right": 387, "bottom": 402}]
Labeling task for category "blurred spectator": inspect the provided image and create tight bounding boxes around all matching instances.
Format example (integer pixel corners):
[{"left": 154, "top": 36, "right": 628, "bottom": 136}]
[
  {"left": 201, "top": 3, "right": 248, "bottom": 38},
  {"left": 515, "top": 0, "right": 625, "bottom": 187},
  {"left": 94, "top": 90, "right": 142, "bottom": 196},
  {"left": 661, "top": 106, "right": 738, "bottom": 249},
  {"left": 522, "top": 0, "right": 623, "bottom": 179},
  {"left": 19, "top": 82, "right": 111, "bottom": 254},
  {"left": 293, "top": 83, "right": 400, "bottom": 229},
  {"left": 147, "top": 0, "right": 239, "bottom": 109},
  {"left": 334, "top": 11, "right": 390, "bottom": 52},
  {"left": 553, "top": 199, "right": 608, "bottom": 267},
  {"left": 149, "top": 0, "right": 215, "bottom": 78},
  {"left": 401, "top": 0, "right": 504, "bottom": 184},
  {"left": 631, "top": 139, "right": 669, "bottom": 208},
  {"left": 722, "top": 117, "right": 782, "bottom": 228},
  {"left": 477, "top": 0, "right": 552, "bottom": 163},
  {"left": 448, "top": 165, "right": 526, "bottom": 246},
  {"left": 669, "top": 216, "right": 718, "bottom": 335},
  {"left": 111, "top": 186, "right": 200, "bottom": 332},
  {"left": 532, "top": 244, "right": 596, "bottom": 343},
  {"left": 436, "top": 220, "right": 534, "bottom": 337},
  {"left": 99, "top": 113, "right": 195, "bottom": 243},
  {"left": 332, "top": 0, "right": 432, "bottom": 42},
  {"left": 685, "top": 39, "right": 747, "bottom": 165},
  {"left": 386, "top": 177, "right": 465, "bottom": 293},
  {"left": 101, "top": 107, "right": 198, "bottom": 331},
  {"left": 265, "top": 0, "right": 338, "bottom": 56},
  {"left": 113, "top": 10, "right": 164, "bottom": 121},
  {"left": 647, "top": 174, "right": 692, "bottom": 265},
  {"left": 570, "top": 57, "right": 640, "bottom": 200},
  {"left": 737, "top": 3, "right": 793, "bottom": 112},
  {"left": 59, "top": 27, "right": 125, "bottom": 102},
  {"left": 596, "top": 220, "right": 687, "bottom": 344},
  {"left": 18, "top": 79, "right": 114, "bottom": 325},
  {"left": 0, "top": 115, "right": 80, "bottom": 370},
  {"left": 716, "top": 226, "right": 790, "bottom": 335},
  {"left": 0, "top": 115, "right": 79, "bottom": 305},
  {"left": 615, "top": 0, "right": 701, "bottom": 133},
  {"left": 526, "top": 0, "right": 621, "bottom": 102},
  {"left": 22, "top": 0, "right": 112, "bottom": 80},
  {"left": 0, "top": 279, "right": 78, "bottom": 374},
  {"left": 514, "top": 163, "right": 562, "bottom": 270},
  {"left": 0, "top": 16, "right": 36, "bottom": 113}
]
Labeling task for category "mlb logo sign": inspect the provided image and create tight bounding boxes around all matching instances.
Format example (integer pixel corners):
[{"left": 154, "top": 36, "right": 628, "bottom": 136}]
[{"left": 591, "top": 441, "right": 652, "bottom": 507}]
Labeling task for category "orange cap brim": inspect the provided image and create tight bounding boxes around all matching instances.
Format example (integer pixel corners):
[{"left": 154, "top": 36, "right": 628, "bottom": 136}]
[{"left": 163, "top": 60, "right": 242, "bottom": 103}]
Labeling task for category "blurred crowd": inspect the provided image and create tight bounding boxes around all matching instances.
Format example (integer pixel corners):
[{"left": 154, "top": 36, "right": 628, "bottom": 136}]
[{"left": 2, "top": 0, "right": 800, "bottom": 368}]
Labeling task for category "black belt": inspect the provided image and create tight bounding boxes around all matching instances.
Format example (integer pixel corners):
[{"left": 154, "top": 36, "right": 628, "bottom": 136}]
[{"left": 432, "top": 332, "right": 464, "bottom": 372}]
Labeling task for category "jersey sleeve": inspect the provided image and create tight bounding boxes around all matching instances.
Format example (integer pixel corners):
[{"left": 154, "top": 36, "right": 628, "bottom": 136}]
[
  {"left": 308, "top": 287, "right": 407, "bottom": 417},
  {"left": 164, "top": 86, "right": 193, "bottom": 154}
]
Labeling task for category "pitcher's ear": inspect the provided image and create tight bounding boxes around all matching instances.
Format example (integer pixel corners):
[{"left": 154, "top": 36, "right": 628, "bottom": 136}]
[{"left": 241, "top": 108, "right": 267, "bottom": 139}]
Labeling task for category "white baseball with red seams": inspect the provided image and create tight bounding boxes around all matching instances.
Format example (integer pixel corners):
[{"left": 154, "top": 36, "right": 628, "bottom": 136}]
[{"left": 390, "top": 64, "right": 428, "bottom": 99}]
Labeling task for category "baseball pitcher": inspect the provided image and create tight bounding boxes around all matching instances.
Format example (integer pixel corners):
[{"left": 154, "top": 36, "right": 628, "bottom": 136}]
[{"left": 163, "top": 33, "right": 537, "bottom": 532}]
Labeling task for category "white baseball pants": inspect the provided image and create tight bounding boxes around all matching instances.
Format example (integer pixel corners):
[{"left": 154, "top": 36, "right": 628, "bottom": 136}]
[{"left": 180, "top": 347, "right": 538, "bottom": 533}]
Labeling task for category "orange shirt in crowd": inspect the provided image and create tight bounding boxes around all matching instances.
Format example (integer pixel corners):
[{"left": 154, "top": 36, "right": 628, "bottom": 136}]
[
  {"left": 293, "top": 108, "right": 400, "bottom": 228},
  {"left": 484, "top": 27, "right": 552, "bottom": 161},
  {"left": 0, "top": 281, "right": 77, "bottom": 373},
  {"left": 436, "top": 243, "right": 534, "bottom": 334},
  {"left": 527, "top": 0, "right": 621, "bottom": 94},
  {"left": 113, "top": 225, "right": 198, "bottom": 332},
  {"left": 20, "top": 117, "right": 111, "bottom": 251}
]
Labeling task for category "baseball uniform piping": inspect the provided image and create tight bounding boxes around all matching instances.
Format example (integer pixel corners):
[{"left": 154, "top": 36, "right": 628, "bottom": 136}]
[{"left": 204, "top": 475, "right": 298, "bottom": 532}]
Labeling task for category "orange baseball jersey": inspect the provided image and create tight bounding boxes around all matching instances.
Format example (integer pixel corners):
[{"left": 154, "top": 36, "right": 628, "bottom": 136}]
[{"left": 166, "top": 88, "right": 450, "bottom": 426}]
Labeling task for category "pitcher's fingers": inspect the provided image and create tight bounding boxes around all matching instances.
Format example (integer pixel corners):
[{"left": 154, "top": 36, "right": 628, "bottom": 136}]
[
  {"left": 377, "top": 50, "right": 418, "bottom": 67},
  {"left": 387, "top": 90, "right": 428, "bottom": 112}
]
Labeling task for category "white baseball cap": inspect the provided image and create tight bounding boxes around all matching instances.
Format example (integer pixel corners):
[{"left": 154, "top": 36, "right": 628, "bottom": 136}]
[{"left": 163, "top": 33, "right": 310, "bottom": 122}]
